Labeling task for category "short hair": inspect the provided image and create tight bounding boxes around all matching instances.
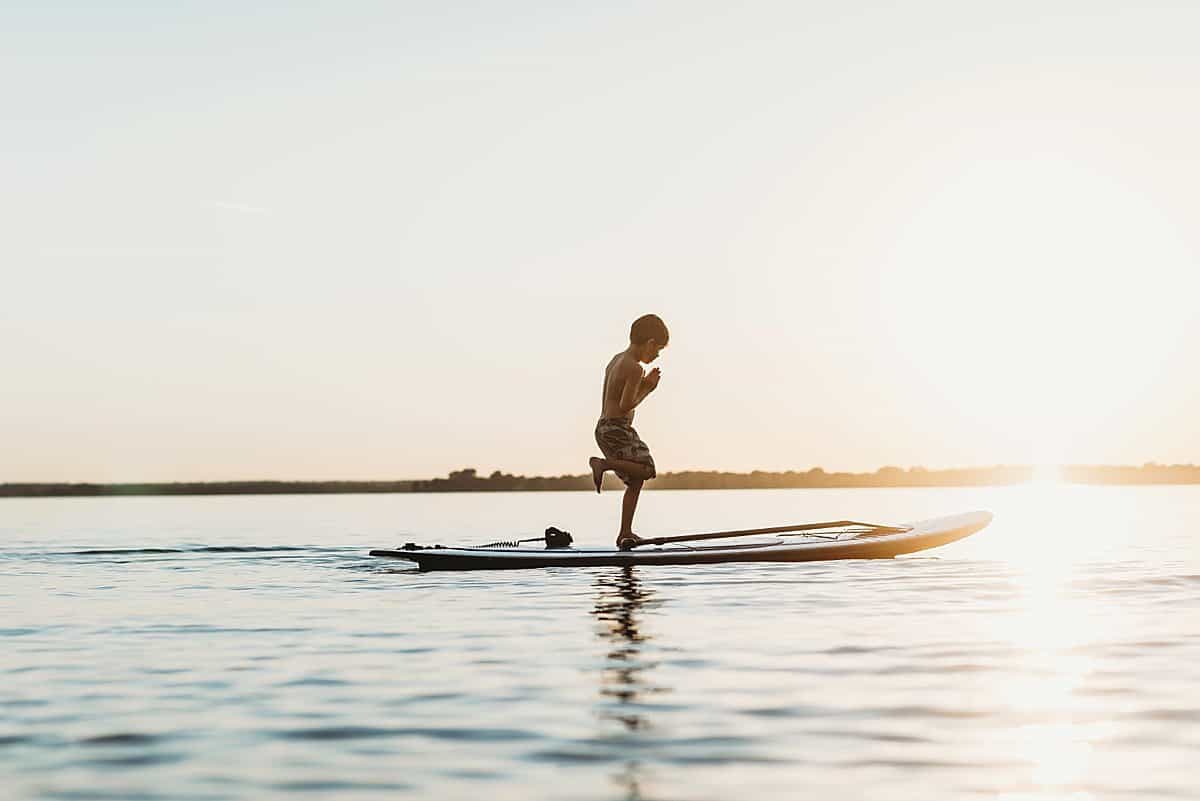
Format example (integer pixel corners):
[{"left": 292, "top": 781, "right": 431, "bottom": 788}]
[{"left": 629, "top": 314, "right": 669, "bottom": 346}]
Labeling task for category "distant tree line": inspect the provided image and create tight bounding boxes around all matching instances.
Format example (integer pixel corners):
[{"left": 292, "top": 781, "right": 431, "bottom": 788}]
[
  {"left": 0, "top": 480, "right": 416, "bottom": 498},
  {"left": 409, "top": 465, "right": 1036, "bottom": 492},
  {"left": 4, "top": 463, "right": 1200, "bottom": 498},
  {"left": 410, "top": 469, "right": 595, "bottom": 492}
]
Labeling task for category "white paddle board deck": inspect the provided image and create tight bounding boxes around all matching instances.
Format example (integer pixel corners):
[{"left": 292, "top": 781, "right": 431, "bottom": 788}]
[{"left": 369, "top": 510, "right": 992, "bottom": 571}]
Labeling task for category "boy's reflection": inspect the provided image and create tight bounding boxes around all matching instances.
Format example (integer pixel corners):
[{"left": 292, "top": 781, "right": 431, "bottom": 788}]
[{"left": 593, "top": 566, "right": 668, "bottom": 800}]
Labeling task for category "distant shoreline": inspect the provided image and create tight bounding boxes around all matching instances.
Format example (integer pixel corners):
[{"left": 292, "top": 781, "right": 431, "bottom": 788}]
[{"left": 3, "top": 464, "right": 1199, "bottom": 498}]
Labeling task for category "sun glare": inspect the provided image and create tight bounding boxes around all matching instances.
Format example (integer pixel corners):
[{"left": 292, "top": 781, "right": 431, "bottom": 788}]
[
  {"left": 981, "top": 510, "right": 1110, "bottom": 801},
  {"left": 1031, "top": 464, "right": 1063, "bottom": 486},
  {"left": 878, "top": 151, "right": 1194, "bottom": 465}
]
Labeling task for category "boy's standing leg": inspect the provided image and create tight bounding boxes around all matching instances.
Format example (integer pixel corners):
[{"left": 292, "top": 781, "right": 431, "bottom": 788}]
[{"left": 619, "top": 479, "right": 644, "bottom": 547}]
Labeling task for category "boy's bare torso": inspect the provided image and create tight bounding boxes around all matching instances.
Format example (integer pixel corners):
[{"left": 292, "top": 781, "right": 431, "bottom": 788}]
[{"left": 600, "top": 351, "right": 642, "bottom": 421}]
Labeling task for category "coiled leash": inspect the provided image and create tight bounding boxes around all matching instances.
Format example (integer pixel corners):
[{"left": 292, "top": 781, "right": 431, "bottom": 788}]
[{"left": 476, "top": 526, "right": 574, "bottom": 550}]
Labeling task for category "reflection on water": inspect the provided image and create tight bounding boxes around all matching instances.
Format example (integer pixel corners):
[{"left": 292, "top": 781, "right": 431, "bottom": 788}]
[
  {"left": 593, "top": 567, "right": 664, "bottom": 799},
  {"left": 990, "top": 484, "right": 1141, "bottom": 800}
]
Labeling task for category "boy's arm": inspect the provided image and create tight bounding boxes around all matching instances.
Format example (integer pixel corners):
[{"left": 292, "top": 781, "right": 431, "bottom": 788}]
[{"left": 617, "top": 365, "right": 661, "bottom": 415}]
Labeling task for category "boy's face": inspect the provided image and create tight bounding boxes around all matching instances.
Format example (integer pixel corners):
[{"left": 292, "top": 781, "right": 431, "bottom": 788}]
[{"left": 639, "top": 339, "right": 665, "bottom": 363}]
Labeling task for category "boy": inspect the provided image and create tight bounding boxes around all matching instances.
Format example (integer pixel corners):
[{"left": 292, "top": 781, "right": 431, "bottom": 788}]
[{"left": 589, "top": 314, "right": 668, "bottom": 550}]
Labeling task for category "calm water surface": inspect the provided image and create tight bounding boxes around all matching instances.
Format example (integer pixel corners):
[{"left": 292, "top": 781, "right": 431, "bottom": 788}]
[{"left": 3, "top": 485, "right": 1198, "bottom": 800}]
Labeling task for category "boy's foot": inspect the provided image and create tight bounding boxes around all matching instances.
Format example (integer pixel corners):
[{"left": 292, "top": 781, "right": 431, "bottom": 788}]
[
  {"left": 616, "top": 533, "right": 644, "bottom": 551},
  {"left": 589, "top": 457, "right": 606, "bottom": 493}
]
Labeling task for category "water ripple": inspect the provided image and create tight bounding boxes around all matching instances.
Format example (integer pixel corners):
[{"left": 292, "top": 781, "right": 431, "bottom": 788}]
[{"left": 273, "top": 726, "right": 539, "bottom": 742}]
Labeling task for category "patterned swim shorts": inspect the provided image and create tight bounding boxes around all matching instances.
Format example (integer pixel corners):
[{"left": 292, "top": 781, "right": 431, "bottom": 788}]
[{"left": 595, "top": 417, "right": 656, "bottom": 484}]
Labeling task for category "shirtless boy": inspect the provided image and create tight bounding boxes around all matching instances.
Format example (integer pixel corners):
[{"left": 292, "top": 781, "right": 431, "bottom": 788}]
[{"left": 589, "top": 314, "right": 668, "bottom": 550}]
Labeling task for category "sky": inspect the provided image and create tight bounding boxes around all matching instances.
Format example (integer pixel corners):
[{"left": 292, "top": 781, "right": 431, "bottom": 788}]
[{"left": 4, "top": 1, "right": 1199, "bottom": 482}]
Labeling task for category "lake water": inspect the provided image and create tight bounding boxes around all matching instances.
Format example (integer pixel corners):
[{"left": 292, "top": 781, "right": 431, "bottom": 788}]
[{"left": 2, "top": 485, "right": 1198, "bottom": 801}]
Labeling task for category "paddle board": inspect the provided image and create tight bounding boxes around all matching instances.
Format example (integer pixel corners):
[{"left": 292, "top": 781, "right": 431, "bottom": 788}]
[{"left": 369, "top": 510, "right": 991, "bottom": 571}]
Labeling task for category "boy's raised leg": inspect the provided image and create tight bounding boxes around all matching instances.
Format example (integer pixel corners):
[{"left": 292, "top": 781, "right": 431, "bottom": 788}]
[
  {"left": 589, "top": 457, "right": 606, "bottom": 493},
  {"left": 590, "top": 456, "right": 652, "bottom": 494}
]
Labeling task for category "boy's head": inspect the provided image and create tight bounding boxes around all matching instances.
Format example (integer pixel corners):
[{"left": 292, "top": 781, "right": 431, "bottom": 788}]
[{"left": 629, "top": 314, "right": 668, "bottom": 363}]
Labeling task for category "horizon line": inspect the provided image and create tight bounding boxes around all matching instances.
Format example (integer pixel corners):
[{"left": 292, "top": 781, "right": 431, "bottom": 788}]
[
  {"left": 3, "top": 463, "right": 1200, "bottom": 498},
  {"left": 3, "top": 461, "right": 1198, "bottom": 486}
]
